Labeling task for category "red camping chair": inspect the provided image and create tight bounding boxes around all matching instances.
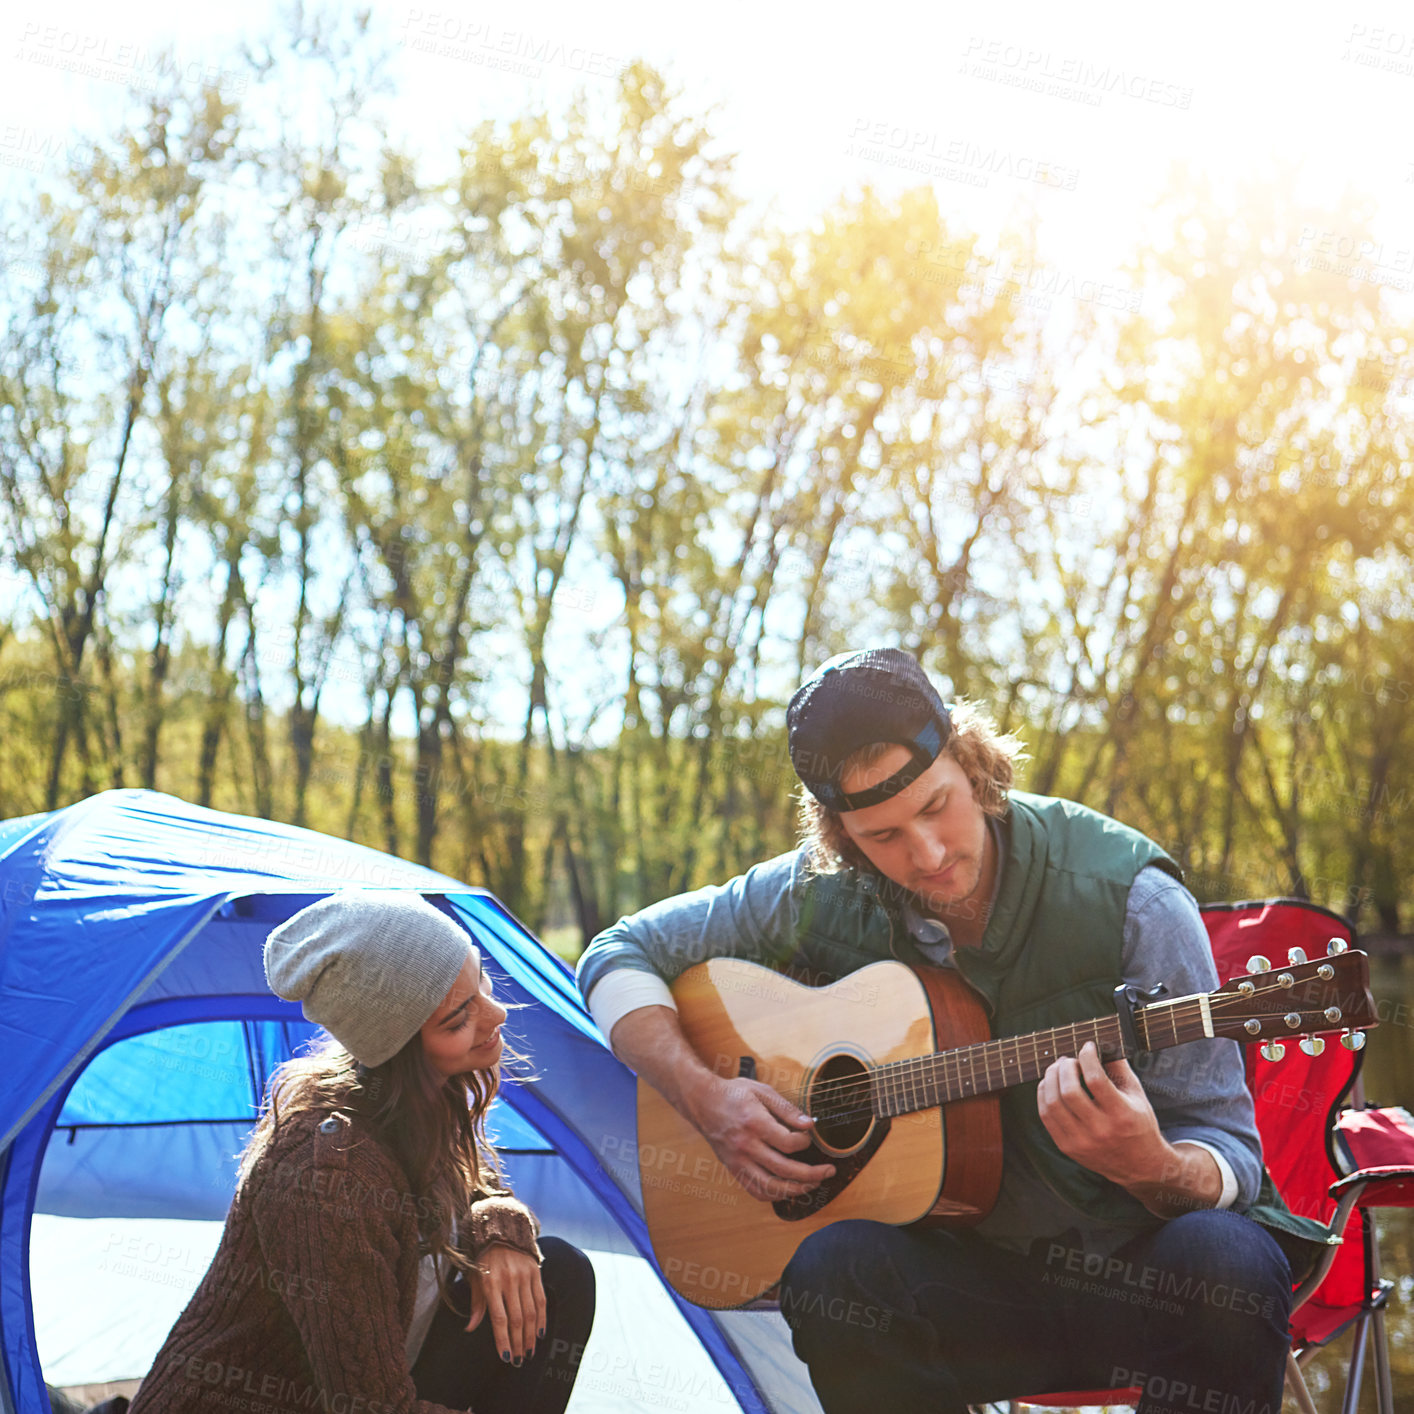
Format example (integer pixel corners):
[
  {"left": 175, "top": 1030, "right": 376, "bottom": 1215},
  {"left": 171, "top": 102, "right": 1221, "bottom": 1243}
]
[
  {"left": 1021, "top": 898, "right": 1403, "bottom": 1414},
  {"left": 1205, "top": 900, "right": 1384, "bottom": 1414},
  {"left": 1322, "top": 1104, "right": 1414, "bottom": 1413}
]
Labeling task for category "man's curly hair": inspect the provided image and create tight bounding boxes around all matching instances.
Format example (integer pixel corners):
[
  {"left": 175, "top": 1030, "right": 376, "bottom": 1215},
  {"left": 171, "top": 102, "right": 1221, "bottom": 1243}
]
[{"left": 796, "top": 698, "right": 1027, "bottom": 875}]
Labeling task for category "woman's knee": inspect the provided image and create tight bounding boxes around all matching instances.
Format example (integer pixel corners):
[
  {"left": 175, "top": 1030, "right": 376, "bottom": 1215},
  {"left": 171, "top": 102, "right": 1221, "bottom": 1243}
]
[
  {"left": 539, "top": 1234, "right": 592, "bottom": 1280},
  {"left": 537, "top": 1236, "right": 596, "bottom": 1331}
]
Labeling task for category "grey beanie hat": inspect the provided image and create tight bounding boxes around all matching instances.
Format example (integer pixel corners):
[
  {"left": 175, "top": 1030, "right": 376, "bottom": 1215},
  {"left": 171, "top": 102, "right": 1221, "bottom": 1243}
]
[{"left": 264, "top": 891, "right": 475, "bottom": 1066}]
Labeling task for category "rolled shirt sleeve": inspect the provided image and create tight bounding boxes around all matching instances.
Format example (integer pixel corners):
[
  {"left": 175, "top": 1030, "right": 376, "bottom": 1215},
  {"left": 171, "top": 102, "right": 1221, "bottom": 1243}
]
[
  {"left": 585, "top": 969, "right": 679, "bottom": 1042},
  {"left": 576, "top": 850, "right": 806, "bottom": 1025},
  {"left": 1171, "top": 1139, "right": 1240, "bottom": 1209}
]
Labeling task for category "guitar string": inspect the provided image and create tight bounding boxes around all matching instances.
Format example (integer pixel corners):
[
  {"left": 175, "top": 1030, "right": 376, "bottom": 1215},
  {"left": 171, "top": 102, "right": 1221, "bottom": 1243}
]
[
  {"left": 785, "top": 973, "right": 1354, "bottom": 1116},
  {"left": 796, "top": 993, "right": 1333, "bottom": 1119},
  {"left": 795, "top": 1004, "right": 1350, "bottom": 1122},
  {"left": 779, "top": 976, "right": 1355, "bottom": 1123}
]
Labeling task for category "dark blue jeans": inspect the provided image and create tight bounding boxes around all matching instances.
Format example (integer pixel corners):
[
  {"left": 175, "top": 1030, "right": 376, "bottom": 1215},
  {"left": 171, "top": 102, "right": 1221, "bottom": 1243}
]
[
  {"left": 779, "top": 1211, "right": 1291, "bottom": 1414},
  {"left": 412, "top": 1236, "right": 596, "bottom": 1414}
]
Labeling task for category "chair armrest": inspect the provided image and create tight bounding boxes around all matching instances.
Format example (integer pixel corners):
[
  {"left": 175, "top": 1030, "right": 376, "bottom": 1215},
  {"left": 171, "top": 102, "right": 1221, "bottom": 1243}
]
[
  {"left": 1328, "top": 1168, "right": 1414, "bottom": 1206},
  {"left": 1331, "top": 1106, "right": 1414, "bottom": 1207}
]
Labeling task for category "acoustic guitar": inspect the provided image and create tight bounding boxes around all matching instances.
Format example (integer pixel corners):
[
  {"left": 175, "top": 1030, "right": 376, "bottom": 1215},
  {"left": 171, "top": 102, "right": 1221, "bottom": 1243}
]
[{"left": 636, "top": 946, "right": 1376, "bottom": 1308}]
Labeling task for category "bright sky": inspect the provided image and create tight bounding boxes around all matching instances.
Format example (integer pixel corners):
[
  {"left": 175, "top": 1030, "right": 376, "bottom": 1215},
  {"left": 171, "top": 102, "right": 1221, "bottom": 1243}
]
[{"left": 5, "top": 0, "right": 1414, "bottom": 274}]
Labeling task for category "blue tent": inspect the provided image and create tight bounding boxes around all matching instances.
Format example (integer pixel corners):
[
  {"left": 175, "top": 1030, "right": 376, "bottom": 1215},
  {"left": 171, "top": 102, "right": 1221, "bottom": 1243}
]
[{"left": 0, "top": 790, "right": 812, "bottom": 1413}]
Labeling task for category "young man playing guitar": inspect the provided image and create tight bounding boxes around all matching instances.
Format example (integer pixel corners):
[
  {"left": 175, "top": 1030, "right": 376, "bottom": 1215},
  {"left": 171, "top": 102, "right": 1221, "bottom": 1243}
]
[{"left": 577, "top": 648, "right": 1310, "bottom": 1414}]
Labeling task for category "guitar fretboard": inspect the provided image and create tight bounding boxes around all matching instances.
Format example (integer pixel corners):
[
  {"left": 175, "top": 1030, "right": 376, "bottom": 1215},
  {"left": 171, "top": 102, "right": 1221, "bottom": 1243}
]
[{"left": 868, "top": 998, "right": 1202, "bottom": 1117}]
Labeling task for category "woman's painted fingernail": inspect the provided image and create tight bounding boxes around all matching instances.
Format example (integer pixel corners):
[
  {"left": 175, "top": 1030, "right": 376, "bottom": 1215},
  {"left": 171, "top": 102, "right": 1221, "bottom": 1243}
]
[
  {"left": 501, "top": 1350, "right": 511, "bottom": 1362},
  {"left": 513, "top": 1356, "right": 524, "bottom": 1368},
  {"left": 537, "top": 1327, "right": 546, "bottom": 1338}
]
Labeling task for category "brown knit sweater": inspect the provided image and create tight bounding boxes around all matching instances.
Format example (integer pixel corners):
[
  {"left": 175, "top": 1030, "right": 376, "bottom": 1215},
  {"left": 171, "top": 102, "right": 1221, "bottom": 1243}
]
[{"left": 127, "top": 1107, "right": 542, "bottom": 1414}]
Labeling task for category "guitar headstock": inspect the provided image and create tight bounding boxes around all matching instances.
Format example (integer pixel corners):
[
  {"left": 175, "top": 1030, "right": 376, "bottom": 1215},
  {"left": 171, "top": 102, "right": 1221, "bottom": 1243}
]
[{"left": 1207, "top": 942, "right": 1377, "bottom": 1059}]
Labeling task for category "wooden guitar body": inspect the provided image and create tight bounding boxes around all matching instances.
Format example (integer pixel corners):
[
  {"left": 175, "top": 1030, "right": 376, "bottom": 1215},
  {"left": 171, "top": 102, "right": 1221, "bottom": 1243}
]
[
  {"left": 636, "top": 947, "right": 1376, "bottom": 1309},
  {"left": 636, "top": 958, "right": 1002, "bottom": 1309}
]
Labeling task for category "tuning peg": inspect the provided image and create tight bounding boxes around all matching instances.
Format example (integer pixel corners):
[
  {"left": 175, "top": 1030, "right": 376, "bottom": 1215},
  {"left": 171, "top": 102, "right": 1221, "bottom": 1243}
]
[
  {"left": 1300, "top": 1036, "right": 1325, "bottom": 1057},
  {"left": 1284, "top": 1012, "right": 1303, "bottom": 1030},
  {"left": 1324, "top": 1007, "right": 1342, "bottom": 1024},
  {"left": 1327, "top": 938, "right": 1349, "bottom": 956},
  {"left": 1260, "top": 1041, "right": 1286, "bottom": 1062},
  {"left": 1246, "top": 955, "right": 1272, "bottom": 973},
  {"left": 1340, "top": 1030, "right": 1366, "bottom": 1051},
  {"left": 1287, "top": 947, "right": 1308, "bottom": 965}
]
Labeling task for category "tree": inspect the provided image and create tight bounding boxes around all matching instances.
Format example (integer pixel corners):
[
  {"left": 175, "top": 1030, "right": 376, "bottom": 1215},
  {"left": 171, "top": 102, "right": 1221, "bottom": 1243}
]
[{"left": 0, "top": 80, "right": 240, "bottom": 806}]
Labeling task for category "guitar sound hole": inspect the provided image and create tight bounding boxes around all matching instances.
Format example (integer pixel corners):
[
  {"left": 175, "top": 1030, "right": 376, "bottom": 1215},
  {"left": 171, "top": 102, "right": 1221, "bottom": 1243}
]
[{"left": 809, "top": 1054, "right": 872, "bottom": 1152}]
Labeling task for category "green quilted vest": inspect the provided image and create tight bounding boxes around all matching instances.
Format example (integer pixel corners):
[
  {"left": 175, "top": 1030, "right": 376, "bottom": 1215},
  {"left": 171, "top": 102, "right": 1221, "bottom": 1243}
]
[
  {"left": 788, "top": 791, "right": 1333, "bottom": 1275},
  {"left": 955, "top": 792, "right": 1177, "bottom": 1226}
]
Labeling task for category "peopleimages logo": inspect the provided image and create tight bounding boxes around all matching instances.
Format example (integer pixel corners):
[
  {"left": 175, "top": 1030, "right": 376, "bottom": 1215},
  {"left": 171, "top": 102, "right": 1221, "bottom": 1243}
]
[
  {"left": 397, "top": 9, "right": 626, "bottom": 79},
  {"left": 14, "top": 21, "right": 248, "bottom": 93},
  {"left": 847, "top": 120, "right": 1080, "bottom": 192},
  {"left": 0, "top": 125, "right": 73, "bottom": 174},
  {"left": 177, "top": 1356, "right": 393, "bottom": 1413},
  {"left": 959, "top": 36, "right": 1193, "bottom": 109},
  {"left": 1341, "top": 23, "right": 1414, "bottom": 76}
]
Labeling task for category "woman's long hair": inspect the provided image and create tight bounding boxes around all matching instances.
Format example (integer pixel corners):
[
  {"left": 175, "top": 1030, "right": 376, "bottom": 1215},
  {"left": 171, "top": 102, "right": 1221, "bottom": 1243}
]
[{"left": 237, "top": 1024, "right": 511, "bottom": 1304}]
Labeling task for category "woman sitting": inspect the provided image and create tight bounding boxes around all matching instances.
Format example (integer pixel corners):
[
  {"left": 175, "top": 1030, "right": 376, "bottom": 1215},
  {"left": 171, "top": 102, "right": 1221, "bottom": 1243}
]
[{"left": 128, "top": 891, "right": 595, "bottom": 1414}]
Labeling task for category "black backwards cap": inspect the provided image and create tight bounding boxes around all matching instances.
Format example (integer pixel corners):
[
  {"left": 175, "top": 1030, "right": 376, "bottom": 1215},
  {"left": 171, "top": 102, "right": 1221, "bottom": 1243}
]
[{"left": 786, "top": 648, "right": 953, "bottom": 812}]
